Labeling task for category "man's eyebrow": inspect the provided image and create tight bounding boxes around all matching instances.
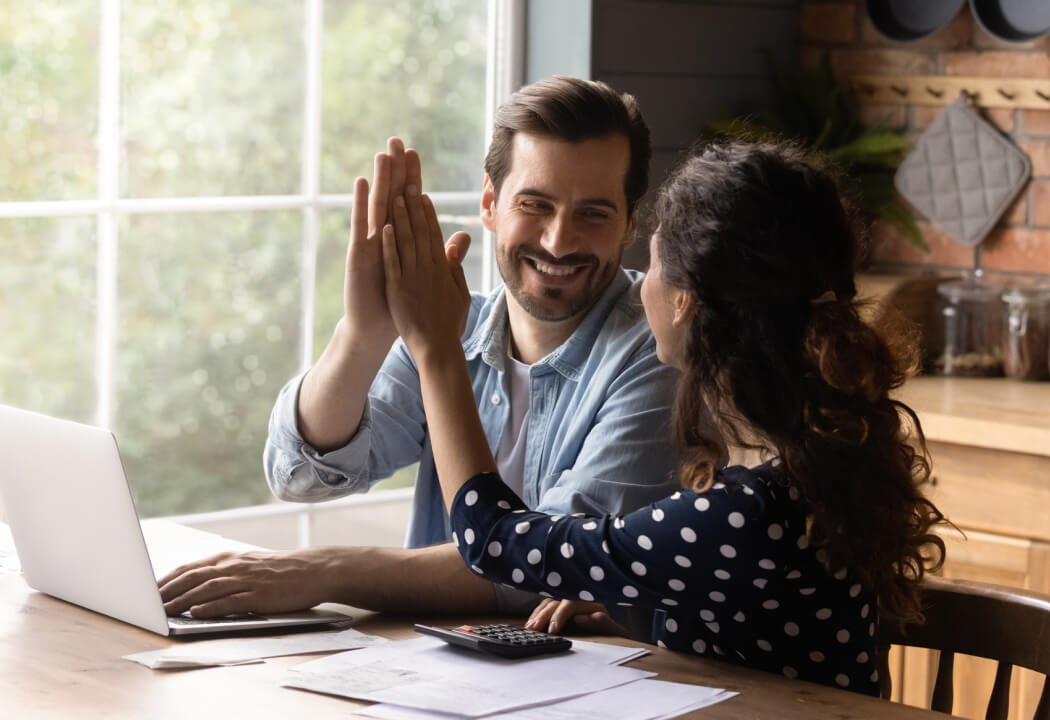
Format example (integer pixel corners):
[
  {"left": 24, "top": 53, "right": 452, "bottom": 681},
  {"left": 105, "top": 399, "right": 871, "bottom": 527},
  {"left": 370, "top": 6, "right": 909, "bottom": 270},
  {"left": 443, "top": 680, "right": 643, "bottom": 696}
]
[{"left": 515, "top": 188, "right": 620, "bottom": 211}]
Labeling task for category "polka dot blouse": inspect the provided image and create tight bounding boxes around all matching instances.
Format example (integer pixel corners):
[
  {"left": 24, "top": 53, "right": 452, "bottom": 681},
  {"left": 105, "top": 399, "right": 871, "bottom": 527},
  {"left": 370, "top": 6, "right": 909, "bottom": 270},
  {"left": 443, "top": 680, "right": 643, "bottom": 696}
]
[{"left": 450, "top": 462, "right": 879, "bottom": 696}]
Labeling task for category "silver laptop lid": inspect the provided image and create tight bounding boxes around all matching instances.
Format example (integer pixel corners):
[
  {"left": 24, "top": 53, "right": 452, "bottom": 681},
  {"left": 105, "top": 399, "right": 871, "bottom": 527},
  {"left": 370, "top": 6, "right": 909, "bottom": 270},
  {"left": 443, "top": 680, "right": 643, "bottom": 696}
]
[{"left": 0, "top": 404, "right": 171, "bottom": 635}]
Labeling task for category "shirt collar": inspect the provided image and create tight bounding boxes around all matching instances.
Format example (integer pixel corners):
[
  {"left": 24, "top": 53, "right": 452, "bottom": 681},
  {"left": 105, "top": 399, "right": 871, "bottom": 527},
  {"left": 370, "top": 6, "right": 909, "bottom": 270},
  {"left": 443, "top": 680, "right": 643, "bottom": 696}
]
[{"left": 463, "top": 268, "right": 632, "bottom": 380}]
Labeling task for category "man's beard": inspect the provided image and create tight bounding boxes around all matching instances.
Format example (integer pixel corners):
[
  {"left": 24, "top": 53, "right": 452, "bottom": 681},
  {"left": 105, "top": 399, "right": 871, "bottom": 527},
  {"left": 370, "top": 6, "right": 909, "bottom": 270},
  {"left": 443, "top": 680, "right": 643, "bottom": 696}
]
[{"left": 496, "top": 244, "right": 620, "bottom": 323}]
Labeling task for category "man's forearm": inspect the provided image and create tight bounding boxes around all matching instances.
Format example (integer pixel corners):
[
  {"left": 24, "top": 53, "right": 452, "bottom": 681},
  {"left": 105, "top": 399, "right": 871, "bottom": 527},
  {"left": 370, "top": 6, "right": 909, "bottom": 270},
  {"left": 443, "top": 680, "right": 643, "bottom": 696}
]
[
  {"left": 316, "top": 542, "right": 499, "bottom": 614},
  {"left": 298, "top": 318, "right": 391, "bottom": 452}
]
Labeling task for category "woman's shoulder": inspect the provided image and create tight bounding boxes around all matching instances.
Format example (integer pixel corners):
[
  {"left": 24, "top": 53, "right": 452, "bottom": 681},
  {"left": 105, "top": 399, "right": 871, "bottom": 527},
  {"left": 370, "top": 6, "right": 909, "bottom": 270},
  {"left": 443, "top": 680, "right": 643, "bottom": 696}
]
[{"left": 673, "top": 461, "right": 799, "bottom": 522}]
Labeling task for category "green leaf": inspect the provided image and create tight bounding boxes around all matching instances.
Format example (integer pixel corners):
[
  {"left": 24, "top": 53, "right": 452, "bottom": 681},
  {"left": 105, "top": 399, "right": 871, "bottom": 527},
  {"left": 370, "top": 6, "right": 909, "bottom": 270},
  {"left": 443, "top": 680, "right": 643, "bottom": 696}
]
[
  {"left": 880, "top": 197, "right": 928, "bottom": 252},
  {"left": 829, "top": 133, "right": 911, "bottom": 166}
]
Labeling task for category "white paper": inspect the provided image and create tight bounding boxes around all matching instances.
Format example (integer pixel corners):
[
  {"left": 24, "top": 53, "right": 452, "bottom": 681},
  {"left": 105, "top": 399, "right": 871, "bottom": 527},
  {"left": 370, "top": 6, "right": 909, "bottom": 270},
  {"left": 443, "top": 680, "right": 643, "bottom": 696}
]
[
  {"left": 284, "top": 637, "right": 655, "bottom": 717},
  {"left": 566, "top": 639, "right": 649, "bottom": 666},
  {"left": 357, "top": 679, "right": 738, "bottom": 720},
  {"left": 124, "top": 627, "right": 389, "bottom": 669}
]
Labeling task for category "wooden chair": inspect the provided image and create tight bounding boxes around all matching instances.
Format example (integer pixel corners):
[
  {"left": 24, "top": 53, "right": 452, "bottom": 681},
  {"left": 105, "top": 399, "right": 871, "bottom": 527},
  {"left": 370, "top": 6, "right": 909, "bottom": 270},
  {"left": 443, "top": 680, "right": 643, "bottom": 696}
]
[{"left": 878, "top": 576, "right": 1050, "bottom": 720}]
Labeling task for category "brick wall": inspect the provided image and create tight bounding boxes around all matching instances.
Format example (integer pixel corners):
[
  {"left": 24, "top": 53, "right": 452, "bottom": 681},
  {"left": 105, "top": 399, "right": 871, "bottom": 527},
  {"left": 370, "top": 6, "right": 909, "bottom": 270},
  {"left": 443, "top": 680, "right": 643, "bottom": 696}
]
[{"left": 798, "top": 1, "right": 1050, "bottom": 276}]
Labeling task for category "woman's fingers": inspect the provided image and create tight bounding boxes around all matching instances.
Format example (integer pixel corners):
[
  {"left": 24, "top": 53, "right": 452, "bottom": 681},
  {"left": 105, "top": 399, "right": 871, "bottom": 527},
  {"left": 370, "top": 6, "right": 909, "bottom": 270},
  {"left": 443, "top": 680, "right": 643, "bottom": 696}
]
[
  {"left": 381, "top": 224, "right": 402, "bottom": 289},
  {"left": 390, "top": 195, "right": 417, "bottom": 275},
  {"left": 368, "top": 153, "right": 391, "bottom": 235},
  {"left": 405, "top": 183, "right": 430, "bottom": 258},
  {"left": 350, "top": 176, "right": 369, "bottom": 250},
  {"left": 525, "top": 598, "right": 559, "bottom": 629}
]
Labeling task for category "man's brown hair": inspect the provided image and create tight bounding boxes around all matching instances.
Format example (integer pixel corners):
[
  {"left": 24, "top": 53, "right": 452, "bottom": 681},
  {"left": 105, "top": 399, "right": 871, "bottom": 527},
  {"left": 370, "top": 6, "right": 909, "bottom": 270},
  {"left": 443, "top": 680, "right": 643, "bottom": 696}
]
[{"left": 483, "top": 76, "right": 651, "bottom": 216}]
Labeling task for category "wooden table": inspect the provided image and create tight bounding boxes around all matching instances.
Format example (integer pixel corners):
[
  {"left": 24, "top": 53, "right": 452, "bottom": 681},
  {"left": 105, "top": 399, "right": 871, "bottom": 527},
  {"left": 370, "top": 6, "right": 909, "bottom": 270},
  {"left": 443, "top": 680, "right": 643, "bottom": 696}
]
[{"left": 0, "top": 574, "right": 952, "bottom": 719}]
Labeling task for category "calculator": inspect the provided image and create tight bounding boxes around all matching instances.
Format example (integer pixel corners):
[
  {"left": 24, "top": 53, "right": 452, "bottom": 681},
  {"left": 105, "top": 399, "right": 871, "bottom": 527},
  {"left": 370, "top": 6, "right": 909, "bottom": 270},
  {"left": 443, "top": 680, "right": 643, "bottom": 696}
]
[{"left": 414, "top": 623, "right": 572, "bottom": 658}]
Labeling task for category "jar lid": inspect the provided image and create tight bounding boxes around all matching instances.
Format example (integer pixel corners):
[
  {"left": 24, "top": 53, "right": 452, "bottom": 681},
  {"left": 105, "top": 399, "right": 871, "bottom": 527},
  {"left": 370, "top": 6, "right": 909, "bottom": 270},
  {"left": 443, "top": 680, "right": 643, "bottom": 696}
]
[
  {"left": 1002, "top": 286, "right": 1050, "bottom": 305},
  {"left": 937, "top": 279, "right": 1004, "bottom": 302}
]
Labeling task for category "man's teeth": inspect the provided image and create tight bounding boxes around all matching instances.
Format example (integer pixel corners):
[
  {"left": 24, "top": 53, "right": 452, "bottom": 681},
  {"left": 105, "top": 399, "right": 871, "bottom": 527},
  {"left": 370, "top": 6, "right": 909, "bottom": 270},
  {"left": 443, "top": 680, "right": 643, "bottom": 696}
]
[{"left": 532, "top": 261, "right": 576, "bottom": 277}]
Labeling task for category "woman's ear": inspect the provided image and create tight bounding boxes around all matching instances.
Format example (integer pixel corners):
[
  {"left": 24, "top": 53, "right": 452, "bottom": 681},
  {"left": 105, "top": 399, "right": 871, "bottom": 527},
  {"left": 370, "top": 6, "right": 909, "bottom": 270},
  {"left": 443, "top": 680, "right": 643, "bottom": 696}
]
[{"left": 672, "top": 289, "right": 695, "bottom": 328}]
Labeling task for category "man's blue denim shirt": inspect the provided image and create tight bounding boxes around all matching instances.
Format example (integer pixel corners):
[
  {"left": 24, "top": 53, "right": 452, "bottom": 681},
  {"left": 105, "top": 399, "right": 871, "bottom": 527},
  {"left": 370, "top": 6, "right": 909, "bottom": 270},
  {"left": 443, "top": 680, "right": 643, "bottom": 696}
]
[{"left": 263, "top": 268, "right": 685, "bottom": 549}]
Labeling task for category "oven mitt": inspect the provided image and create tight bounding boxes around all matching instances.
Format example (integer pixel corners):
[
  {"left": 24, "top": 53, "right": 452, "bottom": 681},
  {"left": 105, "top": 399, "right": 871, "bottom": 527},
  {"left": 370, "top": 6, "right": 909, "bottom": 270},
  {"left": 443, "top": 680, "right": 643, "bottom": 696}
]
[{"left": 894, "top": 96, "right": 1031, "bottom": 247}]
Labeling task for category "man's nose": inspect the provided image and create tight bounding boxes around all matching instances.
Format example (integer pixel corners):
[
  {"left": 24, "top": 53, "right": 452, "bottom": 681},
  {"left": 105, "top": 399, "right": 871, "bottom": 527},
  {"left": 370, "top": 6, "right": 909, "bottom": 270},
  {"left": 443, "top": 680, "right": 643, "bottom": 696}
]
[{"left": 539, "top": 212, "right": 578, "bottom": 258}]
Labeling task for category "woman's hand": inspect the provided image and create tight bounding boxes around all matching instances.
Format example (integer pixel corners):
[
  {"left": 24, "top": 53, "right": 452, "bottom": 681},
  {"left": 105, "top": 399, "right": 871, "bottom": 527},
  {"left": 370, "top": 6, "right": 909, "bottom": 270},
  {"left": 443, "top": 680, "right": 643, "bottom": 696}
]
[
  {"left": 381, "top": 182, "right": 472, "bottom": 358},
  {"left": 526, "top": 598, "right": 629, "bottom": 637}
]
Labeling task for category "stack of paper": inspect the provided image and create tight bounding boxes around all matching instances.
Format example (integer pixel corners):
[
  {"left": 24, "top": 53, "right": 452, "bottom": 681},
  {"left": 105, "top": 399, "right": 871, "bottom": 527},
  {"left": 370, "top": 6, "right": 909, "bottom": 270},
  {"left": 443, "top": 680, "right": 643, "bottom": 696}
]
[
  {"left": 282, "top": 636, "right": 736, "bottom": 717},
  {"left": 124, "top": 628, "right": 389, "bottom": 669}
]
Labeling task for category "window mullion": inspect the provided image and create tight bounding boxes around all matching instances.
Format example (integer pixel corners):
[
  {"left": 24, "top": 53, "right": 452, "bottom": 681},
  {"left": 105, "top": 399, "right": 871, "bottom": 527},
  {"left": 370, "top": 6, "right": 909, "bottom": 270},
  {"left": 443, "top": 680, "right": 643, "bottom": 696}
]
[{"left": 300, "top": 0, "right": 323, "bottom": 375}]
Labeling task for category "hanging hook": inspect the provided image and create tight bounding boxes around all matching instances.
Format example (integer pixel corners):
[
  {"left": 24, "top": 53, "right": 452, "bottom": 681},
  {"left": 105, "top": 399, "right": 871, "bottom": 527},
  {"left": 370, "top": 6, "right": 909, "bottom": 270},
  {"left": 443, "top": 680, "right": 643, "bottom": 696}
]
[
  {"left": 1036, "top": 89, "right": 1050, "bottom": 103},
  {"left": 925, "top": 86, "right": 945, "bottom": 99},
  {"left": 997, "top": 87, "right": 1018, "bottom": 101},
  {"left": 889, "top": 84, "right": 909, "bottom": 98}
]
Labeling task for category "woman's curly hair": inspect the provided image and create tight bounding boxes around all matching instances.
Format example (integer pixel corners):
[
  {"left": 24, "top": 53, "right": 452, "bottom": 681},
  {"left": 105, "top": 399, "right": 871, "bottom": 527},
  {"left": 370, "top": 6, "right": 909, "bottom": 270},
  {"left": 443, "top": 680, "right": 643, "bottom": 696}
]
[{"left": 655, "top": 140, "right": 948, "bottom": 627}]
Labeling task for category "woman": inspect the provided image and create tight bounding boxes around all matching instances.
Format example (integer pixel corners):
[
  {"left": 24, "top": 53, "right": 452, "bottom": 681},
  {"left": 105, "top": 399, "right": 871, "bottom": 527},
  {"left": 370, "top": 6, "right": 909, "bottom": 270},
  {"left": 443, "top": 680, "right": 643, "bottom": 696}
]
[{"left": 378, "top": 141, "right": 947, "bottom": 696}]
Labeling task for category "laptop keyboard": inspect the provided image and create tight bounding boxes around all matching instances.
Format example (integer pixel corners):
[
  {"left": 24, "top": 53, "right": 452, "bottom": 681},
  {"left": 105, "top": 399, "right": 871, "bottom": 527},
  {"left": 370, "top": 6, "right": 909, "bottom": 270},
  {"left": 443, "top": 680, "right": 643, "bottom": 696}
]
[{"left": 169, "top": 614, "right": 261, "bottom": 626}]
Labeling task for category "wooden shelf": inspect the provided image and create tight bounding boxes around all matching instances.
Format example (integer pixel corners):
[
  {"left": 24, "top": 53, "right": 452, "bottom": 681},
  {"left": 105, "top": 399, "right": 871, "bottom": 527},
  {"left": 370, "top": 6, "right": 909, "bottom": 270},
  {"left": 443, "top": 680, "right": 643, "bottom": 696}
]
[{"left": 850, "top": 74, "right": 1050, "bottom": 110}]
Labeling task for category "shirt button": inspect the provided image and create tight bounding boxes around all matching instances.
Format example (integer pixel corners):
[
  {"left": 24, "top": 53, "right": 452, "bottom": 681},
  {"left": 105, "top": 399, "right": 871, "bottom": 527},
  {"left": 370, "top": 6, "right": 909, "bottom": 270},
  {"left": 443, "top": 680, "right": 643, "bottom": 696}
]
[{"left": 491, "top": 393, "right": 501, "bottom": 405}]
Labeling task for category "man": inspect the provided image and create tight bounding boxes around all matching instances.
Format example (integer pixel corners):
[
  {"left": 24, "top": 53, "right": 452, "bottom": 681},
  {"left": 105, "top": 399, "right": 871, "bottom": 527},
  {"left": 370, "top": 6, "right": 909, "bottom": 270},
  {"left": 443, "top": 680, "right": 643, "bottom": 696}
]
[{"left": 159, "top": 76, "right": 718, "bottom": 619}]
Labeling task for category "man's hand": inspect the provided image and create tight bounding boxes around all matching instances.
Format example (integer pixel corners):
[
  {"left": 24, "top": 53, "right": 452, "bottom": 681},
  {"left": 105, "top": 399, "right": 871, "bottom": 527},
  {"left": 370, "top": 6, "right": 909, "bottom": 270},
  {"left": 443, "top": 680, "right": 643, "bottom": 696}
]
[
  {"left": 157, "top": 550, "right": 330, "bottom": 618},
  {"left": 525, "top": 598, "right": 629, "bottom": 636}
]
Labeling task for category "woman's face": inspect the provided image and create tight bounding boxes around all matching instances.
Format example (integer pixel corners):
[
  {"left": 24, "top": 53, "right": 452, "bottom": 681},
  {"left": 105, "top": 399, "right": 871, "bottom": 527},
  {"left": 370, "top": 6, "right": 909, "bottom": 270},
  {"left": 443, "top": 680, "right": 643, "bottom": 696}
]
[{"left": 640, "top": 230, "right": 691, "bottom": 369}]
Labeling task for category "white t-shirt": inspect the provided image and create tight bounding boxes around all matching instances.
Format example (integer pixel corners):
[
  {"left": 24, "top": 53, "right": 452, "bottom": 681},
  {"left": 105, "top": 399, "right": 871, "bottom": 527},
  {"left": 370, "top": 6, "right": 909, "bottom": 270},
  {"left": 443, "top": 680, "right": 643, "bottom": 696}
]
[{"left": 494, "top": 351, "right": 531, "bottom": 499}]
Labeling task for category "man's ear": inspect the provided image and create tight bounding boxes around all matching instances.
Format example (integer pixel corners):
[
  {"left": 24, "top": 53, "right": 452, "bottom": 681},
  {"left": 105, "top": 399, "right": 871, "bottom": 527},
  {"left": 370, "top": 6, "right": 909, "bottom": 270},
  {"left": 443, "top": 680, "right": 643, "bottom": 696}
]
[
  {"left": 622, "top": 214, "right": 637, "bottom": 250},
  {"left": 480, "top": 174, "right": 497, "bottom": 233},
  {"left": 672, "top": 289, "right": 695, "bottom": 328}
]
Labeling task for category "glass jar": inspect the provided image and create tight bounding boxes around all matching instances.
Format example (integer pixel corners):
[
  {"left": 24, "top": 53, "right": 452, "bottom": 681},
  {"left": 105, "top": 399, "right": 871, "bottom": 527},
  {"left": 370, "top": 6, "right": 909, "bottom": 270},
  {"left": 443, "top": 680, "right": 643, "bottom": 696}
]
[
  {"left": 1001, "top": 287, "right": 1050, "bottom": 381},
  {"left": 933, "top": 280, "right": 1004, "bottom": 377}
]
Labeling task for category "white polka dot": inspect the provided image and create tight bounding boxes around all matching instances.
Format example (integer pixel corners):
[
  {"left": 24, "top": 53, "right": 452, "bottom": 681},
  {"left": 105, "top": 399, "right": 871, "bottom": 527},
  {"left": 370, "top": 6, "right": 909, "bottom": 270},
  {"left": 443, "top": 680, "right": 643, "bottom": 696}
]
[
  {"left": 768, "top": 524, "right": 783, "bottom": 540},
  {"left": 713, "top": 645, "right": 725, "bottom": 655},
  {"left": 713, "top": 482, "right": 725, "bottom": 490},
  {"left": 671, "top": 491, "right": 681, "bottom": 500},
  {"left": 637, "top": 535, "right": 653, "bottom": 550},
  {"left": 834, "top": 567, "right": 848, "bottom": 581},
  {"left": 799, "top": 587, "right": 816, "bottom": 596},
  {"left": 515, "top": 521, "right": 531, "bottom": 534},
  {"left": 547, "top": 572, "right": 562, "bottom": 587},
  {"left": 783, "top": 666, "right": 799, "bottom": 679},
  {"left": 719, "top": 544, "right": 737, "bottom": 559},
  {"left": 786, "top": 570, "right": 802, "bottom": 580},
  {"left": 714, "top": 569, "right": 731, "bottom": 580},
  {"left": 631, "top": 561, "right": 647, "bottom": 576},
  {"left": 849, "top": 583, "right": 862, "bottom": 598},
  {"left": 464, "top": 528, "right": 475, "bottom": 545},
  {"left": 623, "top": 585, "right": 639, "bottom": 598},
  {"left": 617, "top": 602, "right": 632, "bottom": 607},
  {"left": 665, "top": 618, "right": 678, "bottom": 633},
  {"left": 797, "top": 535, "right": 810, "bottom": 550},
  {"left": 728, "top": 512, "right": 745, "bottom": 528},
  {"left": 733, "top": 611, "right": 746, "bottom": 622},
  {"left": 582, "top": 520, "right": 598, "bottom": 531},
  {"left": 551, "top": 515, "right": 562, "bottom": 523},
  {"left": 511, "top": 568, "right": 525, "bottom": 583},
  {"left": 540, "top": 591, "right": 552, "bottom": 598},
  {"left": 527, "top": 549, "right": 542, "bottom": 565},
  {"left": 700, "top": 610, "right": 715, "bottom": 622},
  {"left": 662, "top": 598, "right": 679, "bottom": 607},
  {"left": 613, "top": 517, "right": 624, "bottom": 529},
  {"left": 771, "top": 458, "right": 783, "bottom": 467},
  {"left": 464, "top": 490, "right": 478, "bottom": 506},
  {"left": 784, "top": 622, "right": 800, "bottom": 637},
  {"left": 742, "top": 485, "right": 754, "bottom": 495},
  {"left": 651, "top": 508, "right": 665, "bottom": 522},
  {"left": 602, "top": 540, "right": 611, "bottom": 554},
  {"left": 513, "top": 509, "right": 526, "bottom": 513},
  {"left": 692, "top": 639, "right": 707, "bottom": 654},
  {"left": 815, "top": 549, "right": 828, "bottom": 564},
  {"left": 589, "top": 566, "right": 605, "bottom": 581},
  {"left": 861, "top": 603, "right": 870, "bottom": 619},
  {"left": 571, "top": 513, "right": 586, "bottom": 518},
  {"left": 705, "top": 622, "right": 720, "bottom": 633},
  {"left": 452, "top": 531, "right": 459, "bottom": 547},
  {"left": 657, "top": 640, "right": 667, "bottom": 648},
  {"left": 835, "top": 674, "right": 850, "bottom": 688},
  {"left": 668, "top": 578, "right": 685, "bottom": 592},
  {"left": 753, "top": 578, "right": 768, "bottom": 590},
  {"left": 762, "top": 599, "right": 779, "bottom": 610},
  {"left": 758, "top": 558, "right": 776, "bottom": 570},
  {"left": 694, "top": 498, "right": 710, "bottom": 512},
  {"left": 560, "top": 542, "right": 574, "bottom": 559},
  {"left": 709, "top": 591, "right": 726, "bottom": 602},
  {"left": 680, "top": 527, "right": 697, "bottom": 543},
  {"left": 487, "top": 541, "right": 502, "bottom": 557},
  {"left": 496, "top": 499, "right": 511, "bottom": 509},
  {"left": 757, "top": 639, "right": 772, "bottom": 652},
  {"left": 810, "top": 650, "right": 825, "bottom": 663},
  {"left": 870, "top": 670, "right": 879, "bottom": 682},
  {"left": 579, "top": 590, "right": 594, "bottom": 602},
  {"left": 856, "top": 651, "right": 869, "bottom": 664},
  {"left": 471, "top": 564, "right": 483, "bottom": 574},
  {"left": 837, "top": 629, "right": 850, "bottom": 643},
  {"left": 675, "top": 555, "right": 692, "bottom": 568},
  {"left": 815, "top": 608, "right": 832, "bottom": 620},
  {"left": 869, "top": 622, "right": 875, "bottom": 637}
]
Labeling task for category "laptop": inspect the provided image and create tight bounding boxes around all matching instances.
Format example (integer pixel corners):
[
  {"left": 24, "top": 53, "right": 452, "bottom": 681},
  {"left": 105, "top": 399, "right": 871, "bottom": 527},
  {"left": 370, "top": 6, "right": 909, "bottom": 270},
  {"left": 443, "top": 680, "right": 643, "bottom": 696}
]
[{"left": 0, "top": 403, "right": 350, "bottom": 636}]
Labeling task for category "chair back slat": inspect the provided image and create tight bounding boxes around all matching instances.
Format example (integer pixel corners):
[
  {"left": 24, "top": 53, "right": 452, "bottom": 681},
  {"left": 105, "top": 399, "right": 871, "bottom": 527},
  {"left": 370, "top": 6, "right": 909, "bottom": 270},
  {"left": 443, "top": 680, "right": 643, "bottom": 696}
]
[
  {"left": 1035, "top": 676, "right": 1049, "bottom": 720},
  {"left": 986, "top": 662, "right": 1011, "bottom": 720},
  {"left": 931, "top": 651, "right": 955, "bottom": 714}
]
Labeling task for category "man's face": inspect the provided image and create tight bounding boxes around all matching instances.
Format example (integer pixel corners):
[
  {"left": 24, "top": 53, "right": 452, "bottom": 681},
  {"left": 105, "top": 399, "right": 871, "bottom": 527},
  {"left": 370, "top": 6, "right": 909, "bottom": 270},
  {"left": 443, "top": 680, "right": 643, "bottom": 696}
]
[{"left": 481, "top": 132, "right": 634, "bottom": 323}]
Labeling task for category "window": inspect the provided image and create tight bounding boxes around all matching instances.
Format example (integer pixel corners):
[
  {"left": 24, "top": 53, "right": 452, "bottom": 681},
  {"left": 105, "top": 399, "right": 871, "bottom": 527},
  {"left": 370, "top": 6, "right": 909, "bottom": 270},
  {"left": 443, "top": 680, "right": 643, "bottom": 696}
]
[{"left": 0, "top": 0, "right": 500, "bottom": 517}]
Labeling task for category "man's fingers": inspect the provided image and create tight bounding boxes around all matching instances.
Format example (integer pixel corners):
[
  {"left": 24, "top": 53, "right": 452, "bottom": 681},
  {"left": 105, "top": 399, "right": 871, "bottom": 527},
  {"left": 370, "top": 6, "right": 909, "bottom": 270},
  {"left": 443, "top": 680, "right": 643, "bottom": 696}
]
[
  {"left": 405, "top": 183, "right": 429, "bottom": 257},
  {"left": 369, "top": 153, "right": 391, "bottom": 235},
  {"left": 387, "top": 137, "right": 406, "bottom": 213},
  {"left": 405, "top": 148, "right": 422, "bottom": 196},
  {"left": 187, "top": 592, "right": 257, "bottom": 619},
  {"left": 162, "top": 576, "right": 249, "bottom": 616},
  {"left": 381, "top": 224, "right": 402, "bottom": 289},
  {"left": 445, "top": 231, "right": 471, "bottom": 265},
  {"left": 390, "top": 195, "right": 417, "bottom": 274}
]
